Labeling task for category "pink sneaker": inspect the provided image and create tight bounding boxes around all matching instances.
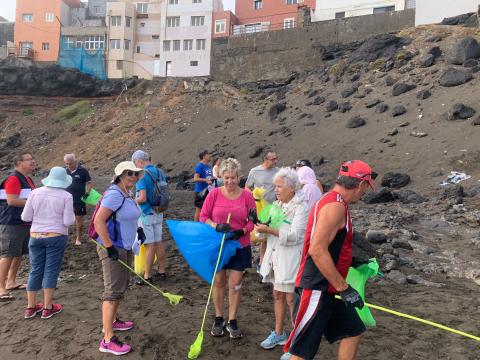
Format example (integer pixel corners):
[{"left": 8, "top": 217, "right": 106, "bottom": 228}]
[
  {"left": 41, "top": 303, "right": 62, "bottom": 319},
  {"left": 24, "top": 303, "right": 43, "bottom": 319},
  {"left": 112, "top": 318, "right": 135, "bottom": 331},
  {"left": 99, "top": 336, "right": 132, "bottom": 355}
]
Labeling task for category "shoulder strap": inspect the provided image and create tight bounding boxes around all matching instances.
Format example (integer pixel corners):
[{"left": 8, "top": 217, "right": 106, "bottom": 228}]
[{"left": 144, "top": 169, "right": 158, "bottom": 182}]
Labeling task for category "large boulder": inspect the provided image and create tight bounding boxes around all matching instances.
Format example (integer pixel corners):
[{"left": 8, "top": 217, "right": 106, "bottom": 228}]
[
  {"left": 446, "top": 37, "right": 480, "bottom": 65},
  {"left": 394, "top": 189, "right": 427, "bottom": 204},
  {"left": 439, "top": 68, "right": 472, "bottom": 87},
  {"left": 392, "top": 83, "right": 416, "bottom": 96},
  {"left": 391, "top": 105, "right": 407, "bottom": 117},
  {"left": 349, "top": 34, "right": 403, "bottom": 63},
  {"left": 346, "top": 115, "right": 366, "bottom": 128},
  {"left": 446, "top": 103, "right": 476, "bottom": 120},
  {"left": 441, "top": 13, "right": 475, "bottom": 26},
  {"left": 363, "top": 187, "right": 395, "bottom": 204},
  {"left": 418, "top": 54, "right": 435, "bottom": 67},
  {"left": 326, "top": 100, "right": 338, "bottom": 112},
  {"left": 381, "top": 172, "right": 411, "bottom": 188}
]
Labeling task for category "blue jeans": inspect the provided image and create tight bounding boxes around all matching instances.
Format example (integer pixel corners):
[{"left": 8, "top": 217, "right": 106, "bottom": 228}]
[{"left": 27, "top": 235, "right": 67, "bottom": 291}]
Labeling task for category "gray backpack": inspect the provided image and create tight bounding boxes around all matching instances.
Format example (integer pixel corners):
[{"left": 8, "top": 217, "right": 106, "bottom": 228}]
[{"left": 145, "top": 169, "right": 170, "bottom": 211}]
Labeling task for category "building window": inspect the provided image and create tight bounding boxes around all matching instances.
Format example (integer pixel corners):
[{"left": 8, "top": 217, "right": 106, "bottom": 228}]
[
  {"left": 85, "top": 35, "right": 105, "bottom": 50},
  {"left": 140, "top": 22, "right": 145, "bottom": 27},
  {"left": 94, "top": 6, "right": 102, "bottom": 14},
  {"left": 155, "top": 54, "right": 160, "bottom": 58},
  {"left": 126, "top": 16, "right": 131, "bottom": 27},
  {"left": 173, "top": 40, "right": 181, "bottom": 51},
  {"left": 183, "top": 39, "right": 193, "bottom": 50},
  {"left": 22, "top": 14, "right": 33, "bottom": 22},
  {"left": 167, "top": 16, "right": 180, "bottom": 27},
  {"left": 110, "top": 39, "right": 121, "bottom": 50},
  {"left": 163, "top": 40, "right": 171, "bottom": 51},
  {"left": 125, "top": 39, "right": 131, "bottom": 50},
  {"left": 45, "top": 13, "right": 54, "bottom": 22},
  {"left": 193, "top": 0, "right": 202, "bottom": 3},
  {"left": 335, "top": 12, "right": 345, "bottom": 19},
  {"left": 116, "top": 60, "right": 123, "bottom": 70},
  {"left": 111, "top": 16, "right": 121, "bottom": 26},
  {"left": 137, "top": 3, "right": 148, "bottom": 14},
  {"left": 75, "top": 40, "right": 83, "bottom": 48},
  {"left": 42, "top": 42, "right": 50, "bottom": 51},
  {"left": 405, "top": 0, "right": 416, "bottom": 9},
  {"left": 190, "top": 61, "right": 198, "bottom": 66},
  {"left": 152, "top": 35, "right": 159, "bottom": 39},
  {"left": 196, "top": 39, "right": 206, "bottom": 50},
  {"left": 284, "top": 18, "right": 294, "bottom": 29},
  {"left": 136, "top": 45, "right": 140, "bottom": 53},
  {"left": 65, "top": 37, "right": 75, "bottom": 49},
  {"left": 169, "top": 0, "right": 178, "bottom": 4},
  {"left": 286, "top": 0, "right": 298, "bottom": 4},
  {"left": 215, "top": 19, "right": 226, "bottom": 33},
  {"left": 373, "top": 6, "right": 395, "bottom": 14},
  {"left": 254, "top": 0, "right": 262, "bottom": 10},
  {"left": 191, "top": 16, "right": 205, "bottom": 26}
]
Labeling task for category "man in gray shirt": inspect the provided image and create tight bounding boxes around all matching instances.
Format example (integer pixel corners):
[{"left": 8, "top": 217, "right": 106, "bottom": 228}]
[{"left": 245, "top": 150, "right": 279, "bottom": 270}]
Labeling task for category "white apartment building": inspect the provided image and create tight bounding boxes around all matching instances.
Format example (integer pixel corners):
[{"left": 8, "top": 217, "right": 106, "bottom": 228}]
[
  {"left": 106, "top": 0, "right": 213, "bottom": 79},
  {"left": 415, "top": 0, "right": 478, "bottom": 26},
  {"left": 159, "top": 0, "right": 213, "bottom": 77},
  {"left": 312, "top": 0, "right": 410, "bottom": 21}
]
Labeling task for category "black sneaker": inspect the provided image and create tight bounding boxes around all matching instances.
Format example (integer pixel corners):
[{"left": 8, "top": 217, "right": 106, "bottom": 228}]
[
  {"left": 226, "top": 319, "right": 243, "bottom": 339},
  {"left": 210, "top": 316, "right": 225, "bottom": 337}
]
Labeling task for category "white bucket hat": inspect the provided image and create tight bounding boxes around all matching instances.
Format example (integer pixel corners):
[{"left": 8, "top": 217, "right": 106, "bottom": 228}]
[
  {"left": 113, "top": 161, "right": 143, "bottom": 182},
  {"left": 42, "top": 167, "right": 72, "bottom": 189}
]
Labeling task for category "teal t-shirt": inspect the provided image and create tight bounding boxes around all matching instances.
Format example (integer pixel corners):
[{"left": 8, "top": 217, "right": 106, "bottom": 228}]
[{"left": 136, "top": 164, "right": 166, "bottom": 215}]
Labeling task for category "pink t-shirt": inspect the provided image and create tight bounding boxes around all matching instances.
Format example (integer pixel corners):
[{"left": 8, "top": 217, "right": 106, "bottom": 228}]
[{"left": 200, "top": 187, "right": 255, "bottom": 248}]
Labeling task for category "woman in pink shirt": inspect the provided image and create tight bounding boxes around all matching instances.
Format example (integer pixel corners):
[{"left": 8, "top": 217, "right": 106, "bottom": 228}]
[
  {"left": 200, "top": 158, "right": 255, "bottom": 340},
  {"left": 21, "top": 167, "right": 75, "bottom": 320}
]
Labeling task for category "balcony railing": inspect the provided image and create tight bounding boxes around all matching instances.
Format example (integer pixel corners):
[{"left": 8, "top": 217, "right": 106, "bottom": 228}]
[{"left": 7, "top": 46, "right": 35, "bottom": 59}]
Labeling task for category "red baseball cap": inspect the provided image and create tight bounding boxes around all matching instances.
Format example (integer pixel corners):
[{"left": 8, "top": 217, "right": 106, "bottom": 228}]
[{"left": 338, "top": 160, "right": 377, "bottom": 190}]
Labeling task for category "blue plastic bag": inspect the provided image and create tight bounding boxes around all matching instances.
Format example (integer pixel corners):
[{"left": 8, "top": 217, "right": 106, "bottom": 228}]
[{"left": 166, "top": 220, "right": 241, "bottom": 284}]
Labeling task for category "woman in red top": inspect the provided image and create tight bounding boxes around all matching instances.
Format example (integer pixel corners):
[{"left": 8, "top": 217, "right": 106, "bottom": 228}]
[{"left": 200, "top": 158, "right": 255, "bottom": 340}]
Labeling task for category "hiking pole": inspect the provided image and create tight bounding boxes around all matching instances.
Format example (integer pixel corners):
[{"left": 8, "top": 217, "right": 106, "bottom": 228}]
[
  {"left": 188, "top": 213, "right": 232, "bottom": 359},
  {"left": 335, "top": 295, "right": 480, "bottom": 342},
  {"left": 92, "top": 240, "right": 183, "bottom": 305}
]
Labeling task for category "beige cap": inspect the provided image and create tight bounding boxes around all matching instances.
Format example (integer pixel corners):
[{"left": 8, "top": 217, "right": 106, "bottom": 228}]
[{"left": 113, "top": 161, "right": 143, "bottom": 179}]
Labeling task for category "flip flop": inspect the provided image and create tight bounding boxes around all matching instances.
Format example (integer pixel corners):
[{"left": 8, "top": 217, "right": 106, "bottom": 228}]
[
  {"left": 6, "top": 284, "right": 27, "bottom": 291},
  {"left": 0, "top": 293, "right": 14, "bottom": 301}
]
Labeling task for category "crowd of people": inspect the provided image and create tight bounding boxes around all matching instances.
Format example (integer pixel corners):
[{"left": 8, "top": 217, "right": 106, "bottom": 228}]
[{"left": 0, "top": 148, "right": 377, "bottom": 360}]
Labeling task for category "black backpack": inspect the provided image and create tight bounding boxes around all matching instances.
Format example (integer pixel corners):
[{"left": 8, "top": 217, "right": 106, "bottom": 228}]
[{"left": 144, "top": 168, "right": 170, "bottom": 211}]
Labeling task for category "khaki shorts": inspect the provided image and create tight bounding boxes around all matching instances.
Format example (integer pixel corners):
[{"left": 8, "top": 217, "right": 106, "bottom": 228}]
[
  {"left": 97, "top": 246, "right": 133, "bottom": 301},
  {"left": 0, "top": 224, "right": 30, "bottom": 258}
]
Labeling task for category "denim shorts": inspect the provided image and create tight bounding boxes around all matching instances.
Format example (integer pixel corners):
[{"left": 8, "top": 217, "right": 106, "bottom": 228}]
[
  {"left": 27, "top": 235, "right": 68, "bottom": 291},
  {"left": 139, "top": 212, "right": 163, "bottom": 244}
]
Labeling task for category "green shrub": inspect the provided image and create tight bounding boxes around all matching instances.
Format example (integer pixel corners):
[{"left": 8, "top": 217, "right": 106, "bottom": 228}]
[
  {"left": 22, "top": 108, "right": 33, "bottom": 116},
  {"left": 55, "top": 101, "right": 94, "bottom": 124},
  {"left": 132, "top": 96, "right": 150, "bottom": 114}
]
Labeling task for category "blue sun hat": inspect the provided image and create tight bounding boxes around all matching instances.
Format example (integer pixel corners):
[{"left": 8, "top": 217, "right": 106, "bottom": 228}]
[{"left": 41, "top": 166, "right": 72, "bottom": 189}]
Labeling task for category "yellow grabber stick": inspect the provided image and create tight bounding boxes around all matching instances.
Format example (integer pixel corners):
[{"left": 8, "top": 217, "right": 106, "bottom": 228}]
[
  {"left": 188, "top": 213, "right": 232, "bottom": 359},
  {"left": 335, "top": 295, "right": 480, "bottom": 342},
  {"left": 92, "top": 239, "right": 183, "bottom": 305}
]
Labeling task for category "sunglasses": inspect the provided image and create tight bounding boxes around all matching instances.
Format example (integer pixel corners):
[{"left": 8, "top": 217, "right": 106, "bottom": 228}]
[
  {"left": 125, "top": 171, "right": 140, "bottom": 177},
  {"left": 341, "top": 166, "right": 378, "bottom": 180}
]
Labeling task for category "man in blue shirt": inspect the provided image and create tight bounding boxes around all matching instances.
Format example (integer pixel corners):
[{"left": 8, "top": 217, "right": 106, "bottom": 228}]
[
  {"left": 132, "top": 150, "right": 167, "bottom": 282},
  {"left": 193, "top": 150, "right": 212, "bottom": 221}
]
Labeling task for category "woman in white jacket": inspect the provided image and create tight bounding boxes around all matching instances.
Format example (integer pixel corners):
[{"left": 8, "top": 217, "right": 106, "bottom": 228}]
[{"left": 255, "top": 167, "right": 309, "bottom": 350}]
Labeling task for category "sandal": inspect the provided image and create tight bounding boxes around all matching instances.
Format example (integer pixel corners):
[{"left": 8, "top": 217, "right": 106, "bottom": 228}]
[
  {"left": 6, "top": 284, "right": 27, "bottom": 291},
  {"left": 0, "top": 293, "right": 14, "bottom": 302},
  {"left": 134, "top": 277, "right": 152, "bottom": 286}
]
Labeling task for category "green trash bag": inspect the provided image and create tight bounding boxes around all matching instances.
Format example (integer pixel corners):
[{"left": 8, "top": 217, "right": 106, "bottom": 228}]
[
  {"left": 81, "top": 188, "right": 102, "bottom": 206},
  {"left": 346, "top": 258, "right": 379, "bottom": 327},
  {"left": 258, "top": 203, "right": 285, "bottom": 229}
]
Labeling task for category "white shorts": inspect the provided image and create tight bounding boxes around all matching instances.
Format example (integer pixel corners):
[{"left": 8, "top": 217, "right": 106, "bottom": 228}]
[
  {"left": 274, "top": 283, "right": 295, "bottom": 293},
  {"left": 139, "top": 212, "right": 163, "bottom": 244}
]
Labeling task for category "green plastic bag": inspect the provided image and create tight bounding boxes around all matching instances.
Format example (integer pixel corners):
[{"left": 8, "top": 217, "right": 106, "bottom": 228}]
[
  {"left": 81, "top": 188, "right": 102, "bottom": 206},
  {"left": 258, "top": 203, "right": 285, "bottom": 229},
  {"left": 346, "top": 258, "right": 379, "bottom": 327}
]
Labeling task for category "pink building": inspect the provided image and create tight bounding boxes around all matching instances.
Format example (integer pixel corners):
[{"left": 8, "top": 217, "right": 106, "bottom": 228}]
[{"left": 213, "top": 0, "right": 316, "bottom": 37}]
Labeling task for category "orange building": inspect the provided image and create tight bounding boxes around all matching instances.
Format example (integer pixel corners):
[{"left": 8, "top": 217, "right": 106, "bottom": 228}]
[{"left": 14, "top": 0, "right": 81, "bottom": 62}]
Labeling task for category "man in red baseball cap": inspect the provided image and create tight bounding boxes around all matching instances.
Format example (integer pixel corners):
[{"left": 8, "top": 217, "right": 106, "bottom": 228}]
[{"left": 281, "top": 160, "right": 376, "bottom": 360}]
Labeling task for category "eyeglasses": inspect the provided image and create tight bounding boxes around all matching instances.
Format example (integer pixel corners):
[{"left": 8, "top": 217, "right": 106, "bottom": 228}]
[
  {"left": 125, "top": 171, "right": 140, "bottom": 177},
  {"left": 21, "top": 158, "right": 34, "bottom": 162}
]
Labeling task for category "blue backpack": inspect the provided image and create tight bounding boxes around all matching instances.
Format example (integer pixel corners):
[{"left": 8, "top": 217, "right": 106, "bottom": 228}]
[{"left": 144, "top": 168, "right": 170, "bottom": 211}]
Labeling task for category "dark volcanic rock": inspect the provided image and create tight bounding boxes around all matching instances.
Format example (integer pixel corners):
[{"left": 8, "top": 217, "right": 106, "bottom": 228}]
[
  {"left": 366, "top": 230, "right": 388, "bottom": 244},
  {"left": 346, "top": 115, "right": 366, "bottom": 128},
  {"left": 363, "top": 187, "right": 395, "bottom": 204},
  {"left": 392, "top": 82, "right": 416, "bottom": 96},
  {"left": 268, "top": 102, "right": 287, "bottom": 119},
  {"left": 395, "top": 189, "right": 427, "bottom": 204},
  {"left": 307, "top": 89, "right": 319, "bottom": 98},
  {"left": 313, "top": 96, "right": 325, "bottom": 105},
  {"left": 365, "top": 99, "right": 381, "bottom": 108},
  {"left": 391, "top": 105, "right": 407, "bottom": 117},
  {"left": 326, "top": 100, "right": 338, "bottom": 112},
  {"left": 352, "top": 232, "right": 376, "bottom": 267},
  {"left": 446, "top": 103, "right": 476, "bottom": 120},
  {"left": 385, "top": 75, "right": 397, "bottom": 86},
  {"left": 416, "top": 89, "right": 432, "bottom": 100},
  {"left": 376, "top": 103, "right": 389, "bottom": 113},
  {"left": 446, "top": 37, "right": 480, "bottom": 65},
  {"left": 381, "top": 172, "right": 411, "bottom": 188},
  {"left": 341, "top": 87, "right": 357, "bottom": 98},
  {"left": 338, "top": 102, "right": 352, "bottom": 113},
  {"left": 0, "top": 133, "right": 22, "bottom": 151},
  {"left": 428, "top": 46, "right": 442, "bottom": 59},
  {"left": 419, "top": 54, "right": 435, "bottom": 67},
  {"left": 441, "top": 13, "right": 474, "bottom": 25},
  {"left": 349, "top": 34, "right": 403, "bottom": 63},
  {"left": 426, "top": 35, "right": 442, "bottom": 43},
  {"left": 439, "top": 68, "right": 472, "bottom": 87},
  {"left": 463, "top": 59, "right": 478, "bottom": 68}
]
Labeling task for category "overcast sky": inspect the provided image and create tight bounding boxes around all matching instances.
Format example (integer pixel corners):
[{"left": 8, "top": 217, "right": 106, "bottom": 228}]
[{"left": 0, "top": 0, "right": 235, "bottom": 21}]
